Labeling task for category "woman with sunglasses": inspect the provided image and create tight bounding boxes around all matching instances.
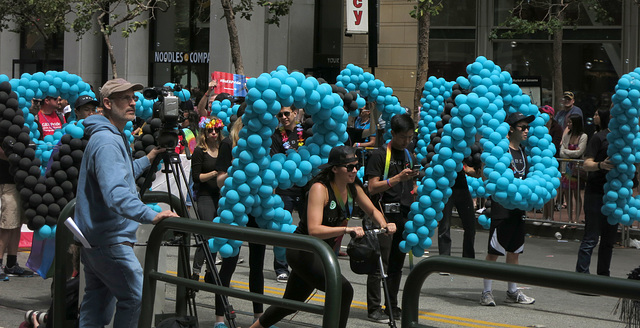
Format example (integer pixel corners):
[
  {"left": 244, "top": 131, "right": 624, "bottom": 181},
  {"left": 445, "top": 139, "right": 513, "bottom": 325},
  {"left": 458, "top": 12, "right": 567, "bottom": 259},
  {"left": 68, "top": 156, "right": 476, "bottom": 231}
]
[
  {"left": 250, "top": 145, "right": 396, "bottom": 328},
  {"left": 190, "top": 117, "right": 228, "bottom": 282}
]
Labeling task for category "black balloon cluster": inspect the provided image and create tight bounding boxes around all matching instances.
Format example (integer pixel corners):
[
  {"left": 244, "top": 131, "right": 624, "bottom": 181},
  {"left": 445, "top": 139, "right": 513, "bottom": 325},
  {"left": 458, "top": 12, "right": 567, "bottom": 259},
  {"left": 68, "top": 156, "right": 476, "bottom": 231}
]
[
  {"left": 133, "top": 118, "right": 162, "bottom": 189},
  {"left": 331, "top": 84, "right": 361, "bottom": 114},
  {"left": 0, "top": 81, "right": 89, "bottom": 231},
  {"left": 423, "top": 84, "right": 483, "bottom": 170}
]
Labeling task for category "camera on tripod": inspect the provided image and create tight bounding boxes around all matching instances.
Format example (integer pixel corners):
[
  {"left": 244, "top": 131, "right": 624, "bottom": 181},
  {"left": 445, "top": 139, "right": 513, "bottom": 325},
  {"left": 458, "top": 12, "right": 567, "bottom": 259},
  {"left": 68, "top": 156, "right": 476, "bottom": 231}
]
[{"left": 142, "top": 85, "right": 185, "bottom": 149}]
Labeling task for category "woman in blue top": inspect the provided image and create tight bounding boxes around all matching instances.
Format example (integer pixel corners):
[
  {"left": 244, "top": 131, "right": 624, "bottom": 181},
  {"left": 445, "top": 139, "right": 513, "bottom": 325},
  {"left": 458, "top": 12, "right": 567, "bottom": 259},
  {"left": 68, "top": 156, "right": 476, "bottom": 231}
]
[{"left": 250, "top": 146, "right": 396, "bottom": 328}]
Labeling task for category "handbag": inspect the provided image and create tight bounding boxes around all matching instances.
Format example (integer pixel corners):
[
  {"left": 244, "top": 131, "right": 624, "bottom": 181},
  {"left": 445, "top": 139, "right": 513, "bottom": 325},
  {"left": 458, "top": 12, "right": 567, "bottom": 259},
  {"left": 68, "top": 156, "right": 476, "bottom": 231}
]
[{"left": 347, "top": 230, "right": 380, "bottom": 275}]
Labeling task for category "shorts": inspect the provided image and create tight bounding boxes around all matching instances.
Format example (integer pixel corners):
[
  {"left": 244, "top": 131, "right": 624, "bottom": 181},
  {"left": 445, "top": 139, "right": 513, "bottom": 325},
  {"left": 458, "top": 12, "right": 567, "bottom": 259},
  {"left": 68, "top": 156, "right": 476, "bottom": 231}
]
[
  {"left": 487, "top": 212, "right": 526, "bottom": 256},
  {"left": 0, "top": 184, "right": 24, "bottom": 230}
]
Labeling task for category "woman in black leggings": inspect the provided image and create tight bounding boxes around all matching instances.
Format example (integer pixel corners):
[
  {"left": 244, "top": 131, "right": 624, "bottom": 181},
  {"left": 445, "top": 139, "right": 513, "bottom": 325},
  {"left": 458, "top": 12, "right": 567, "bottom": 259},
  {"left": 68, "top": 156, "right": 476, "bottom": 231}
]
[{"left": 250, "top": 146, "right": 395, "bottom": 328}]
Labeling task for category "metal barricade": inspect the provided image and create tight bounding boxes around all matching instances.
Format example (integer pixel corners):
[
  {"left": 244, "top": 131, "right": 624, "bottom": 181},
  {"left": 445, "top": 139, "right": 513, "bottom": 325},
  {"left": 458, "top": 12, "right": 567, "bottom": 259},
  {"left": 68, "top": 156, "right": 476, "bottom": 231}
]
[
  {"left": 401, "top": 256, "right": 640, "bottom": 328},
  {"left": 52, "top": 191, "right": 185, "bottom": 328},
  {"left": 139, "top": 217, "right": 342, "bottom": 328}
]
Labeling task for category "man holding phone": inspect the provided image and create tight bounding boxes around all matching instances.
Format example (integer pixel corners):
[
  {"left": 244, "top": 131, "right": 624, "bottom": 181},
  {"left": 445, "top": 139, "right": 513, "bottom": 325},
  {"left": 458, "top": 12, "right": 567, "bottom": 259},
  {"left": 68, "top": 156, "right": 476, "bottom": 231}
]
[{"left": 365, "top": 113, "right": 418, "bottom": 322}]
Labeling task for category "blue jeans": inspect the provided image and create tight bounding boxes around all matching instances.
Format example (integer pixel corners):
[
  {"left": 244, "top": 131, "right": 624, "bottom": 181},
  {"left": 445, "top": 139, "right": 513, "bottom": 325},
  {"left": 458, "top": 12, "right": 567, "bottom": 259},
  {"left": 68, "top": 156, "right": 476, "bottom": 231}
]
[
  {"left": 79, "top": 244, "right": 143, "bottom": 328},
  {"left": 576, "top": 192, "right": 618, "bottom": 276}
]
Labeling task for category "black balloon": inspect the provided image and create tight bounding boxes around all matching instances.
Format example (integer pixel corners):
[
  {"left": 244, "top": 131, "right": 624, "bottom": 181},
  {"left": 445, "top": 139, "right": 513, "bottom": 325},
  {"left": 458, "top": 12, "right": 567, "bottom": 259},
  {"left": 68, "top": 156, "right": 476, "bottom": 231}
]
[
  {"left": 32, "top": 216, "right": 45, "bottom": 230},
  {"left": 29, "top": 193, "right": 42, "bottom": 207},
  {"left": 42, "top": 193, "right": 55, "bottom": 205},
  {"left": 33, "top": 183, "right": 47, "bottom": 195},
  {"left": 54, "top": 170, "right": 68, "bottom": 184},
  {"left": 51, "top": 186, "right": 64, "bottom": 199},
  {"left": 36, "top": 203, "right": 48, "bottom": 216}
]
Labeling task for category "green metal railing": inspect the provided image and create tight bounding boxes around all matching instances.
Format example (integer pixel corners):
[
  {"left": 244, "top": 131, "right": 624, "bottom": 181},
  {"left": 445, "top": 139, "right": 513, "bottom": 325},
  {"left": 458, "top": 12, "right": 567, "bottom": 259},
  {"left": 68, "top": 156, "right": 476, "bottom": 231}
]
[
  {"left": 52, "top": 192, "right": 185, "bottom": 328},
  {"left": 401, "top": 256, "right": 640, "bottom": 328},
  {"left": 139, "top": 217, "right": 342, "bottom": 328}
]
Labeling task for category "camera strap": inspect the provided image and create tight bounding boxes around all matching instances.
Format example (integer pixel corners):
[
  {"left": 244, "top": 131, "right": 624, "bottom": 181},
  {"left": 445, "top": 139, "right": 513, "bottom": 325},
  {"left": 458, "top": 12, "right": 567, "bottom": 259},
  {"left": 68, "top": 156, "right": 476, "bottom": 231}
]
[{"left": 382, "top": 143, "right": 412, "bottom": 180}]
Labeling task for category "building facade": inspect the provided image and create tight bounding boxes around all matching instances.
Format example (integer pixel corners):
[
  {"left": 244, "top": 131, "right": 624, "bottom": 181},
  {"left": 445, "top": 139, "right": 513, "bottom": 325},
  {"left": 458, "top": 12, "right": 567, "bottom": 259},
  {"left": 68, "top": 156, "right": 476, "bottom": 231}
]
[
  {"left": 343, "top": 0, "right": 639, "bottom": 115},
  {"left": 1, "top": 0, "right": 639, "bottom": 114}
]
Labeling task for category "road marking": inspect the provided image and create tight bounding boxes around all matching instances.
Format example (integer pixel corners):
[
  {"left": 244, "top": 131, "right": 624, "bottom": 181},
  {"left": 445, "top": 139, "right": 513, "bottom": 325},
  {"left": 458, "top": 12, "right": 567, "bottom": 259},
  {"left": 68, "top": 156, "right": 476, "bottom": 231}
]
[{"left": 165, "top": 270, "right": 528, "bottom": 328}]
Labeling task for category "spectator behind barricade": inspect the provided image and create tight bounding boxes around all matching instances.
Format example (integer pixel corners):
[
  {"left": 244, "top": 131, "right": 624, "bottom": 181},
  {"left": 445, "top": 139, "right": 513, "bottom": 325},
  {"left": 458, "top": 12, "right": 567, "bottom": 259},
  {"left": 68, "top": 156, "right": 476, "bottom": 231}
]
[
  {"left": 74, "top": 95, "right": 99, "bottom": 121},
  {"left": 365, "top": 113, "right": 418, "bottom": 322},
  {"left": 270, "top": 104, "right": 312, "bottom": 283},
  {"left": 74, "top": 78, "right": 178, "bottom": 328},
  {"left": 351, "top": 102, "right": 377, "bottom": 148},
  {"left": 251, "top": 146, "right": 395, "bottom": 328},
  {"left": 540, "top": 105, "right": 563, "bottom": 223},
  {"left": 555, "top": 91, "right": 583, "bottom": 130},
  {"left": 559, "top": 114, "right": 588, "bottom": 225},
  {"left": 35, "top": 96, "right": 67, "bottom": 139},
  {"left": 480, "top": 112, "right": 536, "bottom": 307},
  {"left": 576, "top": 107, "right": 618, "bottom": 276}
]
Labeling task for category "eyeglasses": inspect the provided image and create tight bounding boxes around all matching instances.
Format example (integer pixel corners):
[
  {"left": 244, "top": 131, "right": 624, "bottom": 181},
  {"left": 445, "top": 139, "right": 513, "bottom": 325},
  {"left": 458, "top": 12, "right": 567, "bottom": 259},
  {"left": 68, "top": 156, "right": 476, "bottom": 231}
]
[
  {"left": 110, "top": 95, "right": 139, "bottom": 103},
  {"left": 339, "top": 163, "right": 360, "bottom": 171},
  {"left": 277, "top": 111, "right": 292, "bottom": 118},
  {"left": 517, "top": 125, "right": 530, "bottom": 131}
]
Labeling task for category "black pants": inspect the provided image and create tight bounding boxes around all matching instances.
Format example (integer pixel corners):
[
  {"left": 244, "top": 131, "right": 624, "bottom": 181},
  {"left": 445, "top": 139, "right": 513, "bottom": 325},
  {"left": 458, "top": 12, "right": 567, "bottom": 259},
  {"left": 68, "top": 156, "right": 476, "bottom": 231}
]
[
  {"left": 366, "top": 206, "right": 408, "bottom": 313},
  {"left": 259, "top": 248, "right": 354, "bottom": 328},
  {"left": 438, "top": 187, "right": 476, "bottom": 258},
  {"left": 193, "top": 194, "right": 217, "bottom": 274},
  {"left": 576, "top": 191, "right": 618, "bottom": 276}
]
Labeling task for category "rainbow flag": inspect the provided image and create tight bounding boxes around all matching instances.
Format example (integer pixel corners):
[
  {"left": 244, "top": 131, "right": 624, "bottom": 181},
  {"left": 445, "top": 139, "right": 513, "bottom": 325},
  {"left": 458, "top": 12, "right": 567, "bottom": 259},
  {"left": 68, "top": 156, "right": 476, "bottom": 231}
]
[{"left": 183, "top": 128, "right": 197, "bottom": 154}]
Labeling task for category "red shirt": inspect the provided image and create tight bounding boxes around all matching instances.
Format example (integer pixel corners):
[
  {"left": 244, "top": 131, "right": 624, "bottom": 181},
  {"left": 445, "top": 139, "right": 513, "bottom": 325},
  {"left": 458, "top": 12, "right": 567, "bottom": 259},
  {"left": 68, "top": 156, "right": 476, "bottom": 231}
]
[{"left": 38, "top": 111, "right": 66, "bottom": 137}]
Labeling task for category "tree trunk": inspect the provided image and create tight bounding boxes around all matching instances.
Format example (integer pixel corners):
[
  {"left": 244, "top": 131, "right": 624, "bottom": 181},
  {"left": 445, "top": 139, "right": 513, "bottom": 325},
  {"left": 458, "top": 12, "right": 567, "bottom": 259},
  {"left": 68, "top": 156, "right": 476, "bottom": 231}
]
[
  {"left": 413, "top": 9, "right": 430, "bottom": 123},
  {"left": 220, "top": 0, "right": 244, "bottom": 75},
  {"left": 552, "top": 20, "right": 563, "bottom": 112},
  {"left": 97, "top": 15, "right": 118, "bottom": 79}
]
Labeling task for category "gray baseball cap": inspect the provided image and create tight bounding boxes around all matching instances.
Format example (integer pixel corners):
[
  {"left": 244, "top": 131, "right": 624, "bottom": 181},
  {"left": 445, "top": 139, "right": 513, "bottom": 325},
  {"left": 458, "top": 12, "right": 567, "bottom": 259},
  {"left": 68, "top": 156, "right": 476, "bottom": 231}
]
[{"left": 100, "top": 78, "right": 143, "bottom": 99}]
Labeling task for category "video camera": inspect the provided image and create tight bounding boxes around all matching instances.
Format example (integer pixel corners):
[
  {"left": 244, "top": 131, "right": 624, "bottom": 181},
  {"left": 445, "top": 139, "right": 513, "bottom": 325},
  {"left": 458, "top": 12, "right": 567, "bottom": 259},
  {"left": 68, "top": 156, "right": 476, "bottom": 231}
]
[{"left": 142, "top": 85, "right": 184, "bottom": 149}]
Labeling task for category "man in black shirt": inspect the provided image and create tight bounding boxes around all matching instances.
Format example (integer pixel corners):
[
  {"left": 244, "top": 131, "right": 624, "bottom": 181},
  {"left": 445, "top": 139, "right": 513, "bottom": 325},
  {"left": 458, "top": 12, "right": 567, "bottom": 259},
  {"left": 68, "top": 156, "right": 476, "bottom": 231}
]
[
  {"left": 576, "top": 108, "right": 617, "bottom": 276},
  {"left": 365, "top": 113, "right": 418, "bottom": 322},
  {"left": 480, "top": 112, "right": 536, "bottom": 307}
]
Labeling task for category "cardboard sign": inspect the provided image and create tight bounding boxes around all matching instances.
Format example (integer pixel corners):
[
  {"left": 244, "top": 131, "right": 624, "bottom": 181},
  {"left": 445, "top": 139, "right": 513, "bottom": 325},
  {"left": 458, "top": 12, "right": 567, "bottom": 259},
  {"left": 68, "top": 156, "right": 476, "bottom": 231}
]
[{"left": 211, "top": 71, "right": 248, "bottom": 97}]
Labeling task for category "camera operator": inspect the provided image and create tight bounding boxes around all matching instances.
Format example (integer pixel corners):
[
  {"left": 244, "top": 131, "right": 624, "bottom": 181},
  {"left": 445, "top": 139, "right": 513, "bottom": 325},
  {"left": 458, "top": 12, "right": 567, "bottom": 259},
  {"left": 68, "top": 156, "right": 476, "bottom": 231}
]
[
  {"left": 364, "top": 113, "right": 418, "bottom": 322},
  {"left": 74, "top": 78, "right": 178, "bottom": 328}
]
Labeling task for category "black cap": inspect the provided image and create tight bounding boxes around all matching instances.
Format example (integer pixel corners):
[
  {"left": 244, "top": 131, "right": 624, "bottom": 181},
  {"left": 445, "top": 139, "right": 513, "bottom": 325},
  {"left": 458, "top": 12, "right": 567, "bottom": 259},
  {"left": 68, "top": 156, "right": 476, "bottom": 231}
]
[
  {"left": 505, "top": 112, "right": 534, "bottom": 126},
  {"left": 318, "top": 145, "right": 358, "bottom": 170},
  {"left": 74, "top": 95, "right": 99, "bottom": 109}
]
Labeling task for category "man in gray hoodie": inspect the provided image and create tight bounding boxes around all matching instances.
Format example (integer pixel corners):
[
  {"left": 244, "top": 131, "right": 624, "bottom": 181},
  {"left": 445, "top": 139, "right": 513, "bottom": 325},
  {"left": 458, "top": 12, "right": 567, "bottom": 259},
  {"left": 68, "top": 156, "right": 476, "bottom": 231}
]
[{"left": 74, "top": 78, "right": 178, "bottom": 328}]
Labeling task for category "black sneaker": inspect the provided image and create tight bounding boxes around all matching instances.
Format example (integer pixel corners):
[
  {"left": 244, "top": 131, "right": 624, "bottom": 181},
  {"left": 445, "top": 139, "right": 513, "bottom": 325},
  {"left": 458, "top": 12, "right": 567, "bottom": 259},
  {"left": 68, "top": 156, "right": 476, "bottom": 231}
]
[
  {"left": 384, "top": 307, "right": 401, "bottom": 320},
  {"left": 367, "top": 308, "right": 389, "bottom": 323},
  {"left": 4, "top": 264, "right": 34, "bottom": 277}
]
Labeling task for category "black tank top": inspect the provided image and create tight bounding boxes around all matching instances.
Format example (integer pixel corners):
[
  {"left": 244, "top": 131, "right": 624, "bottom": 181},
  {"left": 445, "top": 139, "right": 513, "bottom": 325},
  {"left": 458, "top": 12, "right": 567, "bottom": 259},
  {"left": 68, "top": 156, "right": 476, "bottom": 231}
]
[{"left": 295, "top": 181, "right": 356, "bottom": 249}]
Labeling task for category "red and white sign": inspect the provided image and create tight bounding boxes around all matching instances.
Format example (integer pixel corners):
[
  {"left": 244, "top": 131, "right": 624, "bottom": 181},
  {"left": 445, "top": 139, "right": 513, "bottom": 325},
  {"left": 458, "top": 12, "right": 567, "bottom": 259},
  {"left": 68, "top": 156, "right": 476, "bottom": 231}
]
[{"left": 347, "top": 0, "right": 368, "bottom": 34}]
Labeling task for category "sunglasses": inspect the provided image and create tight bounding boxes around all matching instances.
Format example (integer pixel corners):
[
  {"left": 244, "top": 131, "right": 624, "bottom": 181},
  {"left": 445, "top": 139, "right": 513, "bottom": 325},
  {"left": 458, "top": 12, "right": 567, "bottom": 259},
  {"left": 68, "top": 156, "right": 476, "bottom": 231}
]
[
  {"left": 277, "top": 111, "right": 292, "bottom": 118},
  {"left": 339, "top": 163, "right": 361, "bottom": 171},
  {"left": 207, "top": 128, "right": 220, "bottom": 133},
  {"left": 516, "top": 125, "right": 530, "bottom": 131}
]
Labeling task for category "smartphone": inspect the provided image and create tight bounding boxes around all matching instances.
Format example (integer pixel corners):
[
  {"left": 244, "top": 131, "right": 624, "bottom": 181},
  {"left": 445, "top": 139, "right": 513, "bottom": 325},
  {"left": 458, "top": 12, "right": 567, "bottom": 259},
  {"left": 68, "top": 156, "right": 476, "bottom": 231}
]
[{"left": 412, "top": 164, "right": 421, "bottom": 171}]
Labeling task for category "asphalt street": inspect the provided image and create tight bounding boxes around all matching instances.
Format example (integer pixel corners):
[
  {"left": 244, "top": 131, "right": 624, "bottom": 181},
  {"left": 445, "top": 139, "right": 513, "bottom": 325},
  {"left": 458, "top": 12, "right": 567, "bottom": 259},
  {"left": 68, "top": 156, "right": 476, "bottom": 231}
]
[{"left": 1, "top": 219, "right": 639, "bottom": 328}]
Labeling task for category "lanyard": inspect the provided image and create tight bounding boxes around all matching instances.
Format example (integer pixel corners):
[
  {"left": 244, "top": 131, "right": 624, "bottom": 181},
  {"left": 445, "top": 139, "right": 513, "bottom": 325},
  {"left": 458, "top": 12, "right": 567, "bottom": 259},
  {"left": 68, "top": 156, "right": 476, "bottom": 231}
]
[
  {"left": 330, "top": 182, "right": 353, "bottom": 220},
  {"left": 383, "top": 143, "right": 413, "bottom": 180}
]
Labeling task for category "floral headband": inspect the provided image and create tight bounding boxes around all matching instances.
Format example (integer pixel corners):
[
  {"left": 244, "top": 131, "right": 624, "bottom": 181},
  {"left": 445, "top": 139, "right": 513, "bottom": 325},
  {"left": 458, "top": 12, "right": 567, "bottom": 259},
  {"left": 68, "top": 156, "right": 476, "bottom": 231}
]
[{"left": 199, "top": 117, "right": 224, "bottom": 130}]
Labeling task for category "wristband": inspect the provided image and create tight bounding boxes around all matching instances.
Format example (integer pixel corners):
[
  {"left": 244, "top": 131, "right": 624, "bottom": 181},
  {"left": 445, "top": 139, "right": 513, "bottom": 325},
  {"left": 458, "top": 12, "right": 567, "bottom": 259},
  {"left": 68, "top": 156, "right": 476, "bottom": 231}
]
[
  {"left": 386, "top": 179, "right": 392, "bottom": 187},
  {"left": 355, "top": 143, "right": 360, "bottom": 147},
  {"left": 598, "top": 162, "right": 602, "bottom": 170}
]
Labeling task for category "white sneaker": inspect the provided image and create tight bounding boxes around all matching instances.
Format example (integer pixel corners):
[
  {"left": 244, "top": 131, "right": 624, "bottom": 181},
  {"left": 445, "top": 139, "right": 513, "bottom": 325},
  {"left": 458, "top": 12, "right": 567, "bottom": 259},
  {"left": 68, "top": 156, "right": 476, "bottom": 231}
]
[
  {"left": 480, "top": 291, "right": 496, "bottom": 306},
  {"left": 476, "top": 207, "right": 485, "bottom": 214},
  {"left": 506, "top": 290, "right": 535, "bottom": 304}
]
